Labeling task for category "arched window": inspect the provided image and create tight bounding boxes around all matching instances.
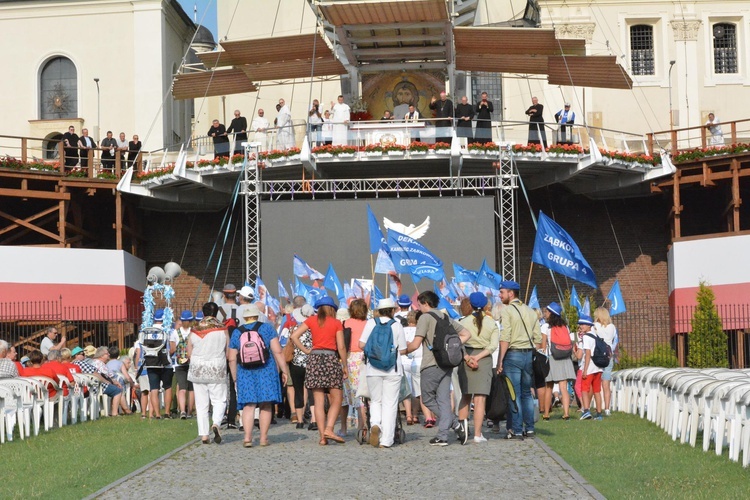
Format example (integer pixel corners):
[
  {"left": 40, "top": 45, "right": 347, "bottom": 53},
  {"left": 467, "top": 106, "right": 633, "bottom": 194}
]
[
  {"left": 630, "top": 25, "right": 655, "bottom": 76},
  {"left": 713, "top": 23, "right": 738, "bottom": 74},
  {"left": 40, "top": 57, "right": 78, "bottom": 119}
]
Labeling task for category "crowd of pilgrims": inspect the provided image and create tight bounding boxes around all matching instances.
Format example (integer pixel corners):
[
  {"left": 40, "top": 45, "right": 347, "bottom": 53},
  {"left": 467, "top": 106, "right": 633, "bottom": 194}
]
[{"left": 0, "top": 282, "right": 617, "bottom": 448}]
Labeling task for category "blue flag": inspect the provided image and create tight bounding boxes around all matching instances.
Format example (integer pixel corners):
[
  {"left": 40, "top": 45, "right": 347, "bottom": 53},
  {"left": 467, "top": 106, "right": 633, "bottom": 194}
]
[
  {"left": 267, "top": 295, "right": 280, "bottom": 314},
  {"left": 582, "top": 297, "right": 591, "bottom": 316},
  {"left": 387, "top": 229, "right": 444, "bottom": 282},
  {"left": 477, "top": 259, "right": 502, "bottom": 290},
  {"left": 254, "top": 277, "right": 268, "bottom": 304},
  {"left": 293, "top": 254, "right": 324, "bottom": 280},
  {"left": 374, "top": 244, "right": 397, "bottom": 275},
  {"left": 323, "top": 264, "right": 345, "bottom": 302},
  {"left": 344, "top": 283, "right": 354, "bottom": 303},
  {"left": 453, "top": 263, "right": 478, "bottom": 284},
  {"left": 436, "top": 277, "right": 457, "bottom": 301},
  {"left": 531, "top": 211, "right": 597, "bottom": 288},
  {"left": 570, "top": 285, "right": 582, "bottom": 313},
  {"left": 437, "top": 295, "right": 459, "bottom": 319},
  {"left": 277, "top": 277, "right": 289, "bottom": 300},
  {"left": 388, "top": 274, "right": 402, "bottom": 297},
  {"left": 367, "top": 204, "right": 385, "bottom": 254},
  {"left": 528, "top": 285, "right": 539, "bottom": 309},
  {"left": 607, "top": 280, "right": 627, "bottom": 316}
]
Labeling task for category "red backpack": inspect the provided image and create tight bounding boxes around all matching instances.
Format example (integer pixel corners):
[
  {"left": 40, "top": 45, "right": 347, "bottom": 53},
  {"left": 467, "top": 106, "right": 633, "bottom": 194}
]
[
  {"left": 237, "top": 322, "right": 269, "bottom": 368},
  {"left": 549, "top": 325, "right": 573, "bottom": 360}
]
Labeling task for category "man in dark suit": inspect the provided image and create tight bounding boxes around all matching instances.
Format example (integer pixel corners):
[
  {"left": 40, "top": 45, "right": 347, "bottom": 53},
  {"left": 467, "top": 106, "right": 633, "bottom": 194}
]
[
  {"left": 429, "top": 91, "right": 454, "bottom": 144},
  {"left": 208, "top": 120, "right": 229, "bottom": 158},
  {"left": 474, "top": 92, "right": 494, "bottom": 144},
  {"left": 62, "top": 125, "right": 79, "bottom": 168},
  {"left": 226, "top": 110, "right": 248, "bottom": 156}
]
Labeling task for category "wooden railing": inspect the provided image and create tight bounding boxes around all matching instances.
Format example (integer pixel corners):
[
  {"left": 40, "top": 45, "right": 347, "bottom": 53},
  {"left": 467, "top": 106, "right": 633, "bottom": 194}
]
[{"left": 647, "top": 118, "right": 750, "bottom": 155}]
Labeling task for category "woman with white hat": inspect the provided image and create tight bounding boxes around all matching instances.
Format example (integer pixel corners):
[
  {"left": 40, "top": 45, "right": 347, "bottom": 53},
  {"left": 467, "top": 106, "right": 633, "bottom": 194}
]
[{"left": 359, "top": 297, "right": 407, "bottom": 448}]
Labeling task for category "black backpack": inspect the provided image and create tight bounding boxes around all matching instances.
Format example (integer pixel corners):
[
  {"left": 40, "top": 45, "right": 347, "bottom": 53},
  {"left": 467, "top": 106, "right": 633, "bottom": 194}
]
[
  {"left": 426, "top": 311, "right": 463, "bottom": 369},
  {"left": 585, "top": 333, "right": 612, "bottom": 368},
  {"left": 486, "top": 373, "right": 517, "bottom": 421}
]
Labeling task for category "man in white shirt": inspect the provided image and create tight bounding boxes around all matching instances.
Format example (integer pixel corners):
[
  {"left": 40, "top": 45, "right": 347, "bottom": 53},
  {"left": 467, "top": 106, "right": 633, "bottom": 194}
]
[
  {"left": 705, "top": 112, "right": 724, "bottom": 146},
  {"left": 308, "top": 99, "right": 323, "bottom": 146},
  {"left": 330, "top": 95, "right": 351, "bottom": 146},
  {"left": 116, "top": 132, "right": 129, "bottom": 167},
  {"left": 40, "top": 327, "right": 66, "bottom": 357}
]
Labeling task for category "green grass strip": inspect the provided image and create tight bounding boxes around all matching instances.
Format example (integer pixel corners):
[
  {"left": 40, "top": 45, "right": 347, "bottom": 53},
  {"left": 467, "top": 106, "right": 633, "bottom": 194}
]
[
  {"left": 537, "top": 410, "right": 749, "bottom": 499},
  {"left": 1, "top": 414, "right": 197, "bottom": 499}
]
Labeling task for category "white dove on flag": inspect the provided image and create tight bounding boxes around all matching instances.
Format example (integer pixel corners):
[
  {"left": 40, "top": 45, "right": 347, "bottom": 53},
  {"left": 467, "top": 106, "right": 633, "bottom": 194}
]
[{"left": 383, "top": 216, "right": 430, "bottom": 240}]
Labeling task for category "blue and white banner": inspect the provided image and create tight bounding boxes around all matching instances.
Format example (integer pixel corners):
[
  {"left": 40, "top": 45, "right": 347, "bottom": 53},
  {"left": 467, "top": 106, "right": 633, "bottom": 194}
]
[
  {"left": 570, "top": 285, "right": 582, "bottom": 314},
  {"left": 607, "top": 280, "right": 627, "bottom": 316},
  {"left": 528, "top": 285, "right": 539, "bottom": 309},
  {"left": 582, "top": 297, "right": 591, "bottom": 316},
  {"left": 277, "top": 277, "right": 289, "bottom": 300},
  {"left": 323, "top": 263, "right": 346, "bottom": 302},
  {"left": 387, "top": 229, "right": 444, "bottom": 282},
  {"left": 531, "top": 211, "right": 597, "bottom": 288},
  {"left": 293, "top": 254, "right": 325, "bottom": 280},
  {"left": 477, "top": 259, "right": 502, "bottom": 290},
  {"left": 367, "top": 204, "right": 386, "bottom": 254},
  {"left": 437, "top": 294, "right": 460, "bottom": 319},
  {"left": 374, "top": 243, "right": 397, "bottom": 275},
  {"left": 254, "top": 277, "right": 268, "bottom": 304},
  {"left": 452, "top": 263, "right": 478, "bottom": 284}
]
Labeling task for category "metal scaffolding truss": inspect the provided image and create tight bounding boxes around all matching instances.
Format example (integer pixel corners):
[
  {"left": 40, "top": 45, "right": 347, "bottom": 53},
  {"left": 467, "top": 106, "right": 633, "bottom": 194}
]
[
  {"left": 496, "top": 148, "right": 518, "bottom": 282},
  {"left": 242, "top": 153, "right": 519, "bottom": 286},
  {"left": 242, "top": 144, "right": 261, "bottom": 287},
  {"left": 258, "top": 175, "right": 503, "bottom": 198}
]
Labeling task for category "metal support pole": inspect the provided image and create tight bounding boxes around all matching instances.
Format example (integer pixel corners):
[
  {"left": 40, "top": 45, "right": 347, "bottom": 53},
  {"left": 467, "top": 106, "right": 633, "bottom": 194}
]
[
  {"left": 497, "top": 144, "right": 517, "bottom": 281},
  {"left": 243, "top": 142, "right": 261, "bottom": 287}
]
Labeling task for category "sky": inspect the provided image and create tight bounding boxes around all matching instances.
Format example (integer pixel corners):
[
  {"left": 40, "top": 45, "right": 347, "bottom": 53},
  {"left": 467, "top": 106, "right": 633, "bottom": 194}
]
[{"left": 177, "top": 0, "right": 218, "bottom": 39}]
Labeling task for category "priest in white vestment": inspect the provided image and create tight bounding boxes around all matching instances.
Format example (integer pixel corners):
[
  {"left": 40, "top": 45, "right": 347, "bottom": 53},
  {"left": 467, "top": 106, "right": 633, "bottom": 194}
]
[
  {"left": 330, "top": 95, "right": 351, "bottom": 146},
  {"left": 276, "top": 99, "right": 295, "bottom": 149},
  {"left": 251, "top": 109, "right": 270, "bottom": 151}
]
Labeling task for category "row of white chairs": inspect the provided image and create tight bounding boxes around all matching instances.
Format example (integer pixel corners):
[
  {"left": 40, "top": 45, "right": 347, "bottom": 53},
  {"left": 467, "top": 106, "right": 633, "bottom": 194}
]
[
  {"left": 612, "top": 367, "right": 750, "bottom": 467},
  {"left": 0, "top": 374, "right": 131, "bottom": 443}
]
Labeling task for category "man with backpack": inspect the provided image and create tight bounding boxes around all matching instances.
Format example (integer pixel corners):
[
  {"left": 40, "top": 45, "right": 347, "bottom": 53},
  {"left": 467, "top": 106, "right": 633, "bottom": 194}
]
[
  {"left": 406, "top": 291, "right": 471, "bottom": 446},
  {"left": 394, "top": 294, "right": 412, "bottom": 327},
  {"left": 579, "top": 314, "right": 606, "bottom": 420},
  {"left": 496, "top": 280, "right": 542, "bottom": 440}
]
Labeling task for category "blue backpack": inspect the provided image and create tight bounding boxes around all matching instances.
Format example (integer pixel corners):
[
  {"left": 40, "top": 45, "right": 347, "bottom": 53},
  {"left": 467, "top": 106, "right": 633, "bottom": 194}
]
[{"left": 364, "top": 318, "right": 397, "bottom": 372}]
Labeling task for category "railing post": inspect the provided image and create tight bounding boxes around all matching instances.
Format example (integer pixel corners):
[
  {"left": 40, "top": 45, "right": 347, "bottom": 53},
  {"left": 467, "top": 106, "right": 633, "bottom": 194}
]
[
  {"left": 21, "top": 137, "right": 27, "bottom": 163},
  {"left": 88, "top": 149, "right": 95, "bottom": 178},
  {"left": 671, "top": 130, "right": 678, "bottom": 151},
  {"left": 647, "top": 133, "right": 654, "bottom": 155},
  {"left": 115, "top": 151, "right": 121, "bottom": 178},
  {"left": 700, "top": 127, "right": 707, "bottom": 148},
  {"left": 58, "top": 141, "right": 65, "bottom": 169},
  {"left": 136, "top": 151, "right": 143, "bottom": 174},
  {"left": 730, "top": 121, "right": 737, "bottom": 144}
]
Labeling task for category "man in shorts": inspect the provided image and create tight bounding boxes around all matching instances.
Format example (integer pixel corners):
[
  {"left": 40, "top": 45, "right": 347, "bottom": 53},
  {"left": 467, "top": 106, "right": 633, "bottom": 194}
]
[{"left": 579, "top": 315, "right": 603, "bottom": 420}]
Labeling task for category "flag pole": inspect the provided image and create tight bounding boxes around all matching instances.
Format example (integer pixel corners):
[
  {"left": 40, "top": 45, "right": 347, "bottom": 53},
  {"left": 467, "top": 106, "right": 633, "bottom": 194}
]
[
  {"left": 370, "top": 254, "right": 375, "bottom": 289},
  {"left": 524, "top": 262, "right": 534, "bottom": 303}
]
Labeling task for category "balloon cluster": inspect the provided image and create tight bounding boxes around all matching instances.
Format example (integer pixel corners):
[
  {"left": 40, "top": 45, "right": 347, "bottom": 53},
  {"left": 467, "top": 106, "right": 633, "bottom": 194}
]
[{"left": 141, "top": 262, "right": 181, "bottom": 332}]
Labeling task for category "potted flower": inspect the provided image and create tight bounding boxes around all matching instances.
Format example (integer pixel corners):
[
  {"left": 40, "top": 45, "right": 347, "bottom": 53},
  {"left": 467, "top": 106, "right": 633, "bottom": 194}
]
[
  {"left": 135, "top": 165, "right": 176, "bottom": 183},
  {"left": 433, "top": 142, "right": 451, "bottom": 154},
  {"left": 312, "top": 144, "right": 334, "bottom": 157},
  {"left": 409, "top": 141, "right": 430, "bottom": 154},
  {"left": 384, "top": 143, "right": 407, "bottom": 155},
  {"left": 332, "top": 145, "right": 358, "bottom": 157},
  {"left": 285, "top": 146, "right": 301, "bottom": 161},
  {"left": 364, "top": 143, "right": 384, "bottom": 156}
]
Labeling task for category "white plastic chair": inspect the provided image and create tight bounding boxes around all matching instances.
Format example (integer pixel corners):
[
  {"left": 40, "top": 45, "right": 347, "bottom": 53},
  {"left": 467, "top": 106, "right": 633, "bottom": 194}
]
[
  {"left": 0, "top": 384, "right": 23, "bottom": 443},
  {"left": 30, "top": 376, "right": 62, "bottom": 431}
]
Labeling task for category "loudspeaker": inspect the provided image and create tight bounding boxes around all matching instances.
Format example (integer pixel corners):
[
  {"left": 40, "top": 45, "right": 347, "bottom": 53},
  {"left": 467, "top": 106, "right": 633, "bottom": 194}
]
[
  {"left": 164, "top": 262, "right": 182, "bottom": 282},
  {"left": 147, "top": 266, "right": 166, "bottom": 284},
  {"left": 453, "top": 71, "right": 467, "bottom": 99}
]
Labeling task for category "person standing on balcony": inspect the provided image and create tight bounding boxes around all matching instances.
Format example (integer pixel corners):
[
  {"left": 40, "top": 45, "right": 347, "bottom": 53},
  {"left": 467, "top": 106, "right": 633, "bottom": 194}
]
[
  {"left": 100, "top": 131, "right": 118, "bottom": 170},
  {"left": 77, "top": 128, "right": 96, "bottom": 169},
  {"left": 705, "top": 112, "right": 724, "bottom": 146},
  {"left": 227, "top": 110, "right": 248, "bottom": 156},
  {"left": 308, "top": 100, "right": 323, "bottom": 146},
  {"left": 116, "top": 132, "right": 128, "bottom": 167},
  {"left": 276, "top": 99, "right": 295, "bottom": 150},
  {"left": 525, "top": 96, "right": 546, "bottom": 146},
  {"left": 251, "top": 109, "right": 269, "bottom": 152},
  {"left": 430, "top": 91, "right": 454, "bottom": 144},
  {"left": 455, "top": 96, "right": 474, "bottom": 142},
  {"left": 474, "top": 92, "right": 494, "bottom": 144},
  {"left": 127, "top": 135, "right": 142, "bottom": 169},
  {"left": 330, "top": 95, "right": 350, "bottom": 146},
  {"left": 555, "top": 103, "right": 576, "bottom": 145},
  {"left": 62, "top": 125, "right": 79, "bottom": 167},
  {"left": 208, "top": 119, "right": 229, "bottom": 159}
]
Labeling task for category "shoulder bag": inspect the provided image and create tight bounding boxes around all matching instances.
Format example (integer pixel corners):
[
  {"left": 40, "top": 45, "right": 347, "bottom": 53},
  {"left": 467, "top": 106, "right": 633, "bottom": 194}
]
[{"left": 511, "top": 305, "right": 550, "bottom": 379}]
